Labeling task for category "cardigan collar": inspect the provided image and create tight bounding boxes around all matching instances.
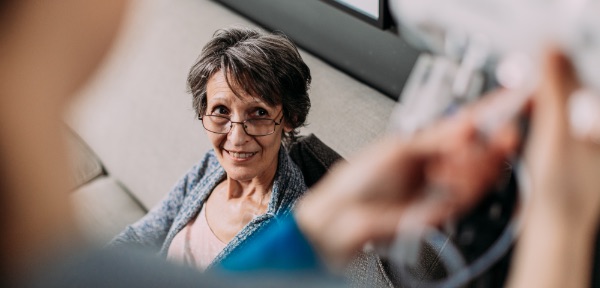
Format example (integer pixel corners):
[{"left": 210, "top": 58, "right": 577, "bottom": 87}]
[{"left": 159, "top": 146, "right": 307, "bottom": 261}]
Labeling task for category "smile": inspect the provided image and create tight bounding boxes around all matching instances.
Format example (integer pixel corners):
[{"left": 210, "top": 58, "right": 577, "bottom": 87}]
[{"left": 225, "top": 149, "right": 257, "bottom": 159}]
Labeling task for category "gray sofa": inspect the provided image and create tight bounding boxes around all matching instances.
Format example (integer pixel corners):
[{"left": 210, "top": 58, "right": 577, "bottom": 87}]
[{"left": 66, "top": 0, "right": 397, "bottom": 286}]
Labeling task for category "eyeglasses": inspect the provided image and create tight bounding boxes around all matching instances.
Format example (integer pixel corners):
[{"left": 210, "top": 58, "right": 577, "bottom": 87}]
[{"left": 199, "top": 111, "right": 284, "bottom": 136}]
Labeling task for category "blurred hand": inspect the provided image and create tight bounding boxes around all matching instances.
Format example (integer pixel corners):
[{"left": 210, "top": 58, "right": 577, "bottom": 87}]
[
  {"left": 506, "top": 50, "right": 600, "bottom": 288},
  {"left": 295, "top": 103, "right": 518, "bottom": 269},
  {"left": 524, "top": 51, "right": 600, "bottom": 232}
]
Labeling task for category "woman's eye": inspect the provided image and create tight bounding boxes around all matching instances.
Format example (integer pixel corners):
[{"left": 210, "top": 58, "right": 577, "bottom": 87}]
[
  {"left": 254, "top": 108, "right": 269, "bottom": 117},
  {"left": 211, "top": 106, "right": 229, "bottom": 115}
]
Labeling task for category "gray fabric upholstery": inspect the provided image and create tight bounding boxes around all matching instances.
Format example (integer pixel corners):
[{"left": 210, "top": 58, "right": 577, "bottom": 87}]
[
  {"left": 71, "top": 177, "right": 146, "bottom": 244},
  {"left": 66, "top": 128, "right": 104, "bottom": 189},
  {"left": 345, "top": 252, "right": 395, "bottom": 288},
  {"left": 288, "top": 133, "right": 344, "bottom": 188}
]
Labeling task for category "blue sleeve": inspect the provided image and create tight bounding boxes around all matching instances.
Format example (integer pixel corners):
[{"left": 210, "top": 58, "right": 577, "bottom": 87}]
[{"left": 218, "top": 214, "right": 325, "bottom": 273}]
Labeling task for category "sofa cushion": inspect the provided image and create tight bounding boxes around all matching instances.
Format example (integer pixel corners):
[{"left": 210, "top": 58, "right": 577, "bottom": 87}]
[
  {"left": 66, "top": 128, "right": 104, "bottom": 189},
  {"left": 71, "top": 176, "right": 147, "bottom": 244}
]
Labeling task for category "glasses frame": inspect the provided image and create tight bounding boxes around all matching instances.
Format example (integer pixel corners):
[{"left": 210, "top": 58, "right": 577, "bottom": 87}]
[{"left": 199, "top": 110, "right": 284, "bottom": 137}]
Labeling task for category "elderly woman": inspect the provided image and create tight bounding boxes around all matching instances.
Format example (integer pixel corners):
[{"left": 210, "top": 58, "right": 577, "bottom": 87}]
[{"left": 110, "top": 26, "right": 311, "bottom": 271}]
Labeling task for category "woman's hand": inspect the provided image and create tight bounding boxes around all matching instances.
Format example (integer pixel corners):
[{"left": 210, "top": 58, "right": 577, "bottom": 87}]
[{"left": 295, "top": 106, "right": 518, "bottom": 270}]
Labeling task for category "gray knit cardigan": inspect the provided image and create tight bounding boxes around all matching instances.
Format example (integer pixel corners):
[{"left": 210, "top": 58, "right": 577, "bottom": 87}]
[{"left": 109, "top": 147, "right": 307, "bottom": 268}]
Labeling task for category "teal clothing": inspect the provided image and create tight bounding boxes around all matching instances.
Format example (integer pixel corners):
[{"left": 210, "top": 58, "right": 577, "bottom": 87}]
[{"left": 219, "top": 214, "right": 324, "bottom": 273}]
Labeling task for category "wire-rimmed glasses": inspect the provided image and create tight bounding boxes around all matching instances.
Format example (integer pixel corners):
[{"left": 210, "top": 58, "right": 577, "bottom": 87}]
[{"left": 199, "top": 111, "right": 284, "bottom": 136}]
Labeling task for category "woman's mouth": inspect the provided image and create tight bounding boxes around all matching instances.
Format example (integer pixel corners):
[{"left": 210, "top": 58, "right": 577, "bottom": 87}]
[{"left": 225, "top": 149, "right": 257, "bottom": 160}]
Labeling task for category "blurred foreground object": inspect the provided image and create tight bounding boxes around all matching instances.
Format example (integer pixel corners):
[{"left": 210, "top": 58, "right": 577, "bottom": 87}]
[{"left": 386, "top": 0, "right": 600, "bottom": 287}]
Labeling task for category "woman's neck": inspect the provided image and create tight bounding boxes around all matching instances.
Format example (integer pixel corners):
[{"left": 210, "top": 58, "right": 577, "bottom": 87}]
[
  {"left": 222, "top": 153, "right": 279, "bottom": 202},
  {"left": 222, "top": 176, "right": 273, "bottom": 203}
]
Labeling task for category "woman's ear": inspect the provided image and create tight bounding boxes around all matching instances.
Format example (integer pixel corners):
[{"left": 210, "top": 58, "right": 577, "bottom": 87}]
[
  {"left": 281, "top": 115, "right": 294, "bottom": 133},
  {"left": 283, "top": 123, "right": 293, "bottom": 133}
]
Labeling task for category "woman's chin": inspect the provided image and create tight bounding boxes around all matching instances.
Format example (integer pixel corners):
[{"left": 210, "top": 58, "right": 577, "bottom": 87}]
[
  {"left": 225, "top": 170, "right": 258, "bottom": 182},
  {"left": 217, "top": 149, "right": 277, "bottom": 182}
]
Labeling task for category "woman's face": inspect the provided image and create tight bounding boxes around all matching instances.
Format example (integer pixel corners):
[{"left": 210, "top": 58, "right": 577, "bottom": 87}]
[{"left": 204, "top": 71, "right": 290, "bottom": 182}]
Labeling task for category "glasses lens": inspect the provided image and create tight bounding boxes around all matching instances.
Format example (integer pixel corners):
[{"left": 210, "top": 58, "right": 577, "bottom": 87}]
[
  {"left": 203, "top": 115, "right": 230, "bottom": 133},
  {"left": 245, "top": 119, "right": 275, "bottom": 136}
]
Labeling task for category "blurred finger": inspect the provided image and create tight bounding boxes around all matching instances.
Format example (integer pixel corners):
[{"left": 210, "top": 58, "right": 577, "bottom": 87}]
[
  {"left": 532, "top": 50, "right": 579, "bottom": 138},
  {"left": 568, "top": 88, "right": 600, "bottom": 145}
]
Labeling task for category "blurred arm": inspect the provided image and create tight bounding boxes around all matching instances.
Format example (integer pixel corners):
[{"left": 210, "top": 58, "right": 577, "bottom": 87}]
[{"left": 508, "top": 51, "right": 600, "bottom": 288}]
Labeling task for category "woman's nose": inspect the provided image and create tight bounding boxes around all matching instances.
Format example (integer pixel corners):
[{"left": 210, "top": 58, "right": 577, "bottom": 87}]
[{"left": 228, "top": 121, "right": 250, "bottom": 144}]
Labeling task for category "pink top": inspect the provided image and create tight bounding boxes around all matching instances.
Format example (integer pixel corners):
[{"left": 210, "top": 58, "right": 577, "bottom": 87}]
[{"left": 167, "top": 205, "right": 227, "bottom": 271}]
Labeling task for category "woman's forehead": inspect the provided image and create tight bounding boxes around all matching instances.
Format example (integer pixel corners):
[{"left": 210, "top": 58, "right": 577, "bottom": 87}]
[
  {"left": 208, "top": 93, "right": 267, "bottom": 105},
  {"left": 207, "top": 72, "right": 279, "bottom": 107}
]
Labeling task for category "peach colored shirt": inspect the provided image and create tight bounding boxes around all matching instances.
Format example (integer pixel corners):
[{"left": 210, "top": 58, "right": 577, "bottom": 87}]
[{"left": 167, "top": 205, "right": 227, "bottom": 271}]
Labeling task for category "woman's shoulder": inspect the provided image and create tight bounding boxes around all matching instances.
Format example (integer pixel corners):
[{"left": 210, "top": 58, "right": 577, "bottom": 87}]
[
  {"left": 278, "top": 148, "right": 305, "bottom": 186},
  {"left": 270, "top": 149, "right": 308, "bottom": 214}
]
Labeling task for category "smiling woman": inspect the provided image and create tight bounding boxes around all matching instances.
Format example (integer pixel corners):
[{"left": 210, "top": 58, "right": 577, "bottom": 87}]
[
  {"left": 202, "top": 71, "right": 287, "bottom": 183},
  {"left": 109, "top": 27, "right": 312, "bottom": 271}
]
